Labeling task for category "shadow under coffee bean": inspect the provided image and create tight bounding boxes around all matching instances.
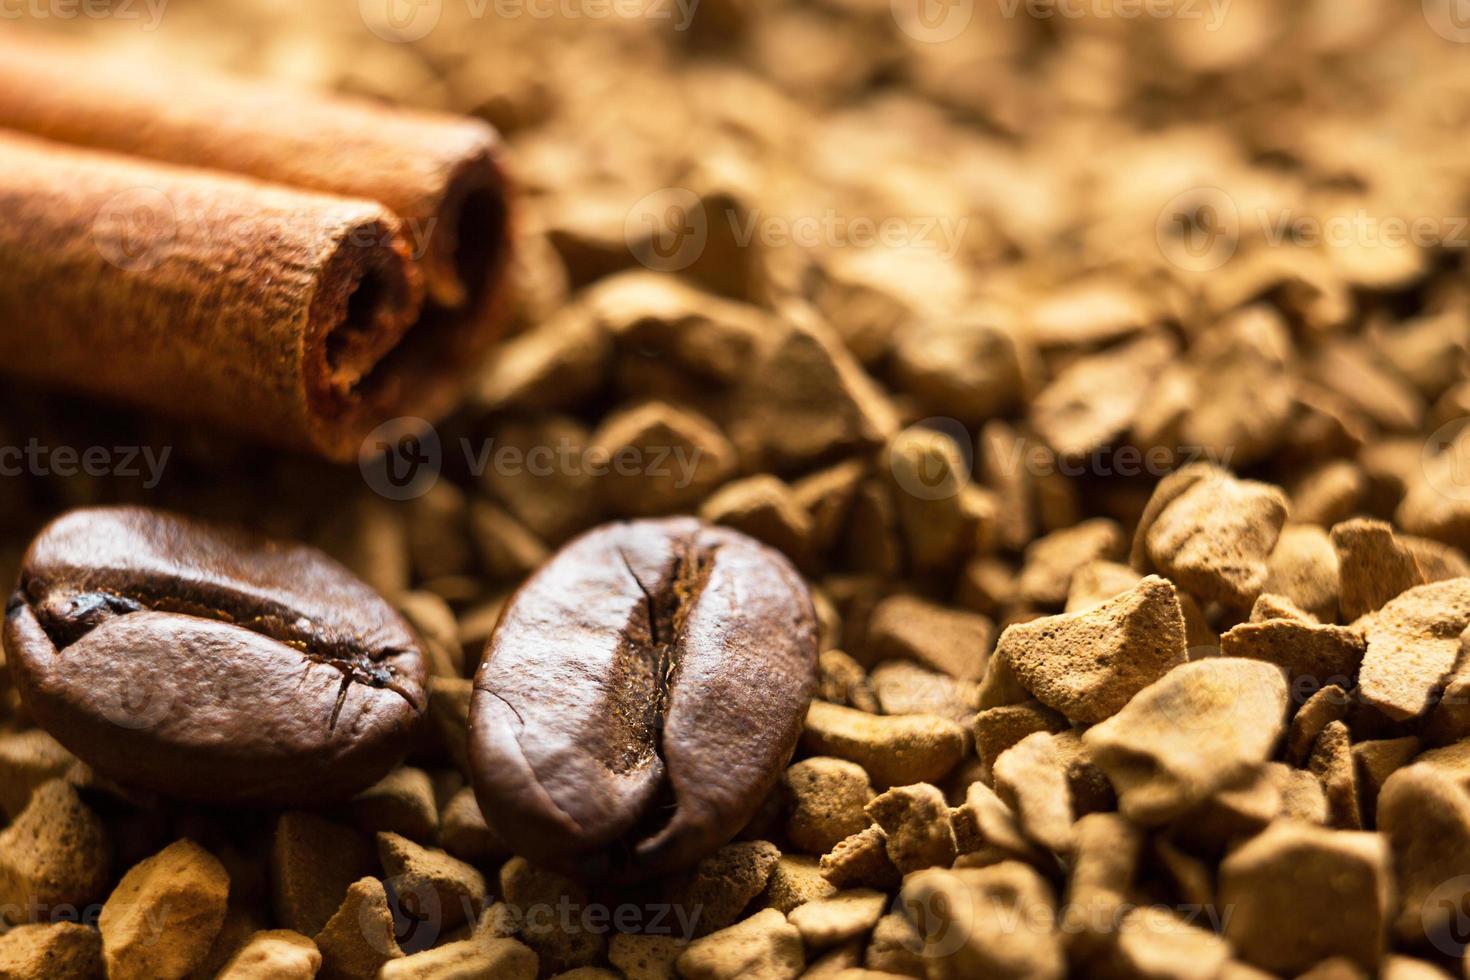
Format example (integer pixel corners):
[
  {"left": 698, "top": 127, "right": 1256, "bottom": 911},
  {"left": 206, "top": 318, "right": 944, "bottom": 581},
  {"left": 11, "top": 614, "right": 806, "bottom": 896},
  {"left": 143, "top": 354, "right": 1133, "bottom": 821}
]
[
  {"left": 4, "top": 505, "right": 427, "bottom": 806},
  {"left": 469, "top": 517, "right": 820, "bottom": 883}
]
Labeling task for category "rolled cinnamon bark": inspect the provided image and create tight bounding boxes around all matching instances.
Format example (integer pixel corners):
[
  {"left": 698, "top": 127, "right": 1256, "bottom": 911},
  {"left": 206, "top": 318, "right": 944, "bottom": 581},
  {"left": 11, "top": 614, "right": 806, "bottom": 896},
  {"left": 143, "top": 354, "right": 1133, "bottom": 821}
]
[
  {"left": 0, "top": 131, "right": 430, "bottom": 459},
  {"left": 0, "top": 29, "right": 515, "bottom": 460},
  {"left": 0, "top": 30, "right": 510, "bottom": 314}
]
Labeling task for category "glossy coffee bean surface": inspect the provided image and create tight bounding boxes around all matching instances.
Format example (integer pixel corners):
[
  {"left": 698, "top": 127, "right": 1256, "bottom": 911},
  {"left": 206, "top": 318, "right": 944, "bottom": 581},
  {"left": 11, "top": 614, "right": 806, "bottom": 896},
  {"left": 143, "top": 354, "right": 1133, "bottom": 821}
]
[
  {"left": 5, "top": 505, "right": 426, "bottom": 805},
  {"left": 469, "top": 517, "right": 819, "bottom": 882}
]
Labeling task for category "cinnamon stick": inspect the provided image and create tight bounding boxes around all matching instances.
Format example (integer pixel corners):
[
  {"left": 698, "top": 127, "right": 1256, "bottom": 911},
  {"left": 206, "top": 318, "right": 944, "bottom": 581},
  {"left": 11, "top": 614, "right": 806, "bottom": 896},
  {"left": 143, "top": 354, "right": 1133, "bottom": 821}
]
[
  {"left": 0, "top": 131, "right": 429, "bottom": 459},
  {"left": 0, "top": 29, "right": 515, "bottom": 460},
  {"left": 0, "top": 30, "right": 511, "bottom": 314}
]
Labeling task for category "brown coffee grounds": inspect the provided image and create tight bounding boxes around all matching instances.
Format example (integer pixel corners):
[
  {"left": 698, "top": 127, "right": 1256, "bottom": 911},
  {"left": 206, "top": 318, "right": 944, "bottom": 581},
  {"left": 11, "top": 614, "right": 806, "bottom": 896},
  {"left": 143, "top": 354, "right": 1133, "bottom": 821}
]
[
  {"left": 609, "top": 932, "right": 685, "bottom": 980},
  {"left": 0, "top": 730, "right": 74, "bottom": 820},
  {"left": 397, "top": 939, "right": 523, "bottom": 978},
  {"left": 0, "top": 780, "right": 109, "bottom": 925},
  {"left": 1220, "top": 604, "right": 1365, "bottom": 693},
  {"left": 498, "top": 857, "right": 605, "bottom": 972},
  {"left": 0, "top": 922, "right": 103, "bottom": 979},
  {"left": 1137, "top": 467, "right": 1290, "bottom": 609},
  {"left": 439, "top": 786, "right": 506, "bottom": 866},
  {"left": 675, "top": 908, "right": 803, "bottom": 980},
  {"left": 1378, "top": 764, "right": 1470, "bottom": 949},
  {"left": 997, "top": 575, "right": 1188, "bottom": 724},
  {"left": 351, "top": 768, "right": 439, "bottom": 844},
  {"left": 901, "top": 862, "right": 1065, "bottom": 980},
  {"left": 785, "top": 889, "right": 885, "bottom": 950},
  {"left": 1219, "top": 822, "right": 1391, "bottom": 975},
  {"left": 863, "top": 594, "right": 992, "bottom": 681},
  {"left": 784, "top": 758, "right": 874, "bottom": 857},
  {"left": 699, "top": 475, "right": 813, "bottom": 569},
  {"left": 1083, "top": 659, "right": 1289, "bottom": 825},
  {"left": 863, "top": 783, "right": 955, "bottom": 875},
  {"left": 269, "top": 813, "right": 375, "bottom": 939},
  {"left": 215, "top": 929, "right": 321, "bottom": 980},
  {"left": 993, "top": 733, "right": 1076, "bottom": 856},
  {"left": 757, "top": 855, "right": 835, "bottom": 916},
  {"left": 1308, "top": 720, "right": 1363, "bottom": 830},
  {"left": 867, "top": 660, "right": 976, "bottom": 722},
  {"left": 800, "top": 701, "right": 966, "bottom": 789},
  {"left": 312, "top": 877, "right": 402, "bottom": 980},
  {"left": 670, "top": 842, "right": 782, "bottom": 939},
  {"left": 99, "top": 839, "right": 228, "bottom": 980},
  {"left": 377, "top": 832, "right": 488, "bottom": 931},
  {"left": 1359, "top": 579, "right": 1470, "bottom": 721},
  {"left": 817, "top": 828, "right": 898, "bottom": 892}
]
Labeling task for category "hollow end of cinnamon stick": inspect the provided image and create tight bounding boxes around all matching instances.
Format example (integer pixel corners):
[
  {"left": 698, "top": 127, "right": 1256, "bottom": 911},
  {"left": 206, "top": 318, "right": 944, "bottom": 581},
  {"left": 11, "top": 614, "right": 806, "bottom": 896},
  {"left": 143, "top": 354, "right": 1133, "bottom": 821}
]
[
  {"left": 314, "top": 144, "right": 516, "bottom": 461},
  {"left": 427, "top": 144, "right": 513, "bottom": 314},
  {"left": 306, "top": 219, "right": 422, "bottom": 430},
  {"left": 303, "top": 169, "right": 513, "bottom": 462}
]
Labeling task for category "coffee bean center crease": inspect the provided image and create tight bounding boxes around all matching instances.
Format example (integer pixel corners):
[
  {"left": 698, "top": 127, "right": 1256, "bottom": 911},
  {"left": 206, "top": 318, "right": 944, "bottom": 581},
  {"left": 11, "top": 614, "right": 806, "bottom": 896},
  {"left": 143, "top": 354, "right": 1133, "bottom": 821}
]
[
  {"left": 608, "top": 540, "right": 715, "bottom": 775},
  {"left": 18, "top": 576, "right": 417, "bottom": 719}
]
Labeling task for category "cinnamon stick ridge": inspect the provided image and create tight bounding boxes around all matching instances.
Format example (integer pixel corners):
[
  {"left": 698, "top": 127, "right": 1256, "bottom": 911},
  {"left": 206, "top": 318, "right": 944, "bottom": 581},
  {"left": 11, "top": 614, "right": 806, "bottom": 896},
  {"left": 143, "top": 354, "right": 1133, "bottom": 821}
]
[
  {"left": 0, "top": 29, "right": 515, "bottom": 456},
  {"left": 0, "top": 131, "right": 428, "bottom": 458}
]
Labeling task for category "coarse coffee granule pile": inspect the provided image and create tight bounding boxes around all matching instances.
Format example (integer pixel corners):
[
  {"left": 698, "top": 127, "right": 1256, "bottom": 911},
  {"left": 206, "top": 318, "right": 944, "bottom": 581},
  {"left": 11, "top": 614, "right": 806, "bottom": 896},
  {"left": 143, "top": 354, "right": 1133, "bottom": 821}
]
[{"left": 1, "top": 2, "right": 1470, "bottom": 979}]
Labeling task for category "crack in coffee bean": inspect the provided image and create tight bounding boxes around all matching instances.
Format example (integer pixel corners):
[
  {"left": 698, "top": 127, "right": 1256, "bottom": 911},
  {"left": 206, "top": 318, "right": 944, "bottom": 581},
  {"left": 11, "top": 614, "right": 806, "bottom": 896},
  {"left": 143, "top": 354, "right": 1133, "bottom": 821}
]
[
  {"left": 469, "top": 517, "right": 819, "bottom": 883},
  {"left": 609, "top": 541, "right": 713, "bottom": 778},
  {"left": 22, "top": 577, "right": 418, "bottom": 731},
  {"left": 4, "top": 506, "right": 428, "bottom": 806}
]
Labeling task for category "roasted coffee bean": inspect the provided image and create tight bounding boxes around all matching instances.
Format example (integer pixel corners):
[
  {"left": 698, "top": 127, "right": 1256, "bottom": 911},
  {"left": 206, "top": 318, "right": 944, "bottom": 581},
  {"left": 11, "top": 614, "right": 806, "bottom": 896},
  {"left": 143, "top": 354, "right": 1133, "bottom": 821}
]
[
  {"left": 469, "top": 517, "right": 819, "bottom": 882},
  {"left": 4, "top": 506, "right": 427, "bottom": 806}
]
